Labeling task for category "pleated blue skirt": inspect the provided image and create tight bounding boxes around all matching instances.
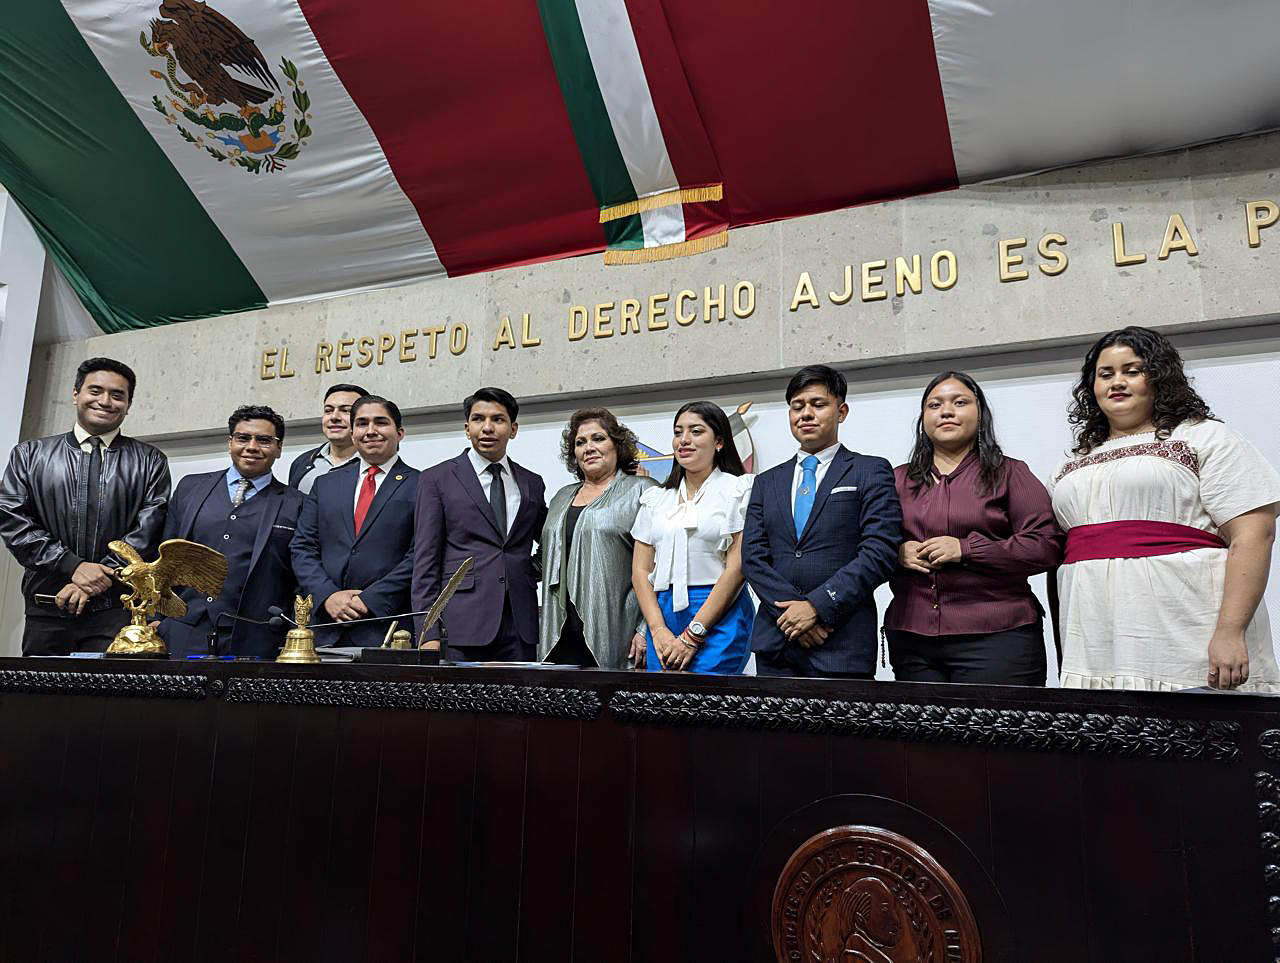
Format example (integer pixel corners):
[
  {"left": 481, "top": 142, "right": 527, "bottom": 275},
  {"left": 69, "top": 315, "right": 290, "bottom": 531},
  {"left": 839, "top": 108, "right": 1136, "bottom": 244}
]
[{"left": 645, "top": 584, "right": 754, "bottom": 674}]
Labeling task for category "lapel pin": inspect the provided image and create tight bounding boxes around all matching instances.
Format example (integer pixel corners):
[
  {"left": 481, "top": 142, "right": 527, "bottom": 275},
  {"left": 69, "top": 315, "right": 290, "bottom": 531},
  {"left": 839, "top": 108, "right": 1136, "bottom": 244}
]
[{"left": 394, "top": 474, "right": 404, "bottom": 481}]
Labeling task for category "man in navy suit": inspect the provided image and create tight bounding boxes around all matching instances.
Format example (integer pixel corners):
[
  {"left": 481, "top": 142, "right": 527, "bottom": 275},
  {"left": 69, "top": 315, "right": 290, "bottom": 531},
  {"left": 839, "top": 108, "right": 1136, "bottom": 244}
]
[
  {"left": 157, "top": 405, "right": 302, "bottom": 659},
  {"left": 291, "top": 395, "right": 419, "bottom": 646},
  {"left": 413, "top": 387, "right": 547, "bottom": 661},
  {"left": 742, "top": 365, "right": 901, "bottom": 678}
]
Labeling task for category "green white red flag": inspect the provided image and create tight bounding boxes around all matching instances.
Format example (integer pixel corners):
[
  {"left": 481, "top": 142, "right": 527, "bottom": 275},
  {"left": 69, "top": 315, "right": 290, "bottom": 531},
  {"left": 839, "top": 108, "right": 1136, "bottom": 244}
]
[{"left": 1, "top": 0, "right": 1277, "bottom": 333}]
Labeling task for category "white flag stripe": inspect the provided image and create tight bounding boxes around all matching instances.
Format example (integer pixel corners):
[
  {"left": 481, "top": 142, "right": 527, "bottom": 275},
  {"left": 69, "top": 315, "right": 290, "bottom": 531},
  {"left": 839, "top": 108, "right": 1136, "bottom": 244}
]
[
  {"left": 928, "top": 0, "right": 1280, "bottom": 183},
  {"left": 640, "top": 204, "right": 685, "bottom": 249},
  {"left": 61, "top": 0, "right": 442, "bottom": 302},
  {"left": 573, "top": 0, "right": 680, "bottom": 206}
]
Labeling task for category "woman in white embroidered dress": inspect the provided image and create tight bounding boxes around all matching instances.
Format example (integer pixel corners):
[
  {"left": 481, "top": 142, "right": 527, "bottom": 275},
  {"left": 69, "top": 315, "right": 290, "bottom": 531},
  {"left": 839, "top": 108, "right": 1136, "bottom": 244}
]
[
  {"left": 1049, "top": 326, "right": 1280, "bottom": 691},
  {"left": 630, "top": 401, "right": 755, "bottom": 673}
]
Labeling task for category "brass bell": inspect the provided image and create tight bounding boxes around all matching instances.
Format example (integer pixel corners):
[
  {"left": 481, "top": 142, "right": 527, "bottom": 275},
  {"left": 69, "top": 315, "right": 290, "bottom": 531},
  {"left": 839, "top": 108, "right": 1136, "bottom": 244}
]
[{"left": 277, "top": 624, "right": 319, "bottom": 663}]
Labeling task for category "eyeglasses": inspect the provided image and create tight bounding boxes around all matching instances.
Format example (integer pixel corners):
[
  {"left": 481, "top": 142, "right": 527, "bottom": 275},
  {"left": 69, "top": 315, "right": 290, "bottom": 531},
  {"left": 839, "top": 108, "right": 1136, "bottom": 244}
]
[{"left": 230, "top": 432, "right": 280, "bottom": 446}]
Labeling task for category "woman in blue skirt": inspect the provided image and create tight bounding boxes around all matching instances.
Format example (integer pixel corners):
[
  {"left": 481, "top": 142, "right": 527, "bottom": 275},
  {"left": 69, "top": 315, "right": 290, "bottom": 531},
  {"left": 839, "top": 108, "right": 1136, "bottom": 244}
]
[{"left": 630, "top": 401, "right": 756, "bottom": 673}]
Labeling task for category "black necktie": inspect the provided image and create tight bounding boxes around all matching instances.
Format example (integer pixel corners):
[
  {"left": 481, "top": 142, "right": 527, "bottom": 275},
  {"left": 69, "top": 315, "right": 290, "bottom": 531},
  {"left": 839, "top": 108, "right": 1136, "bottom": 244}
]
[
  {"left": 83, "top": 436, "right": 103, "bottom": 560},
  {"left": 487, "top": 463, "right": 507, "bottom": 536}
]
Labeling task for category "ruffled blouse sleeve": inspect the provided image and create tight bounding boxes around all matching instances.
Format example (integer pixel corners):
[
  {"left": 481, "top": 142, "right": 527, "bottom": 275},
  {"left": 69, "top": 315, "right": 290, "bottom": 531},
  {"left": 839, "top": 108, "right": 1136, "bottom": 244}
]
[
  {"left": 716, "top": 473, "right": 756, "bottom": 551},
  {"left": 629, "top": 484, "right": 663, "bottom": 545}
]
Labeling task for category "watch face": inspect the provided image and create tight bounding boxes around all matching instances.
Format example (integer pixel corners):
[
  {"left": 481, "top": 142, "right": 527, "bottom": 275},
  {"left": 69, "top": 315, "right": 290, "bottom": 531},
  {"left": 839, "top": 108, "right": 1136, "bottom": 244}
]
[{"left": 689, "top": 621, "right": 707, "bottom": 637}]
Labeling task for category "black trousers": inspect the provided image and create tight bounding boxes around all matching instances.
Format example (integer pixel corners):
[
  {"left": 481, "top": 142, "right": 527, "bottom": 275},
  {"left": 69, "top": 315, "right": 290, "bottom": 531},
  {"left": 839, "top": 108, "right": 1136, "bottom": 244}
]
[
  {"left": 23, "top": 604, "right": 129, "bottom": 656},
  {"left": 885, "top": 620, "right": 1047, "bottom": 686},
  {"left": 754, "top": 649, "right": 874, "bottom": 680},
  {"left": 446, "top": 595, "right": 536, "bottom": 663}
]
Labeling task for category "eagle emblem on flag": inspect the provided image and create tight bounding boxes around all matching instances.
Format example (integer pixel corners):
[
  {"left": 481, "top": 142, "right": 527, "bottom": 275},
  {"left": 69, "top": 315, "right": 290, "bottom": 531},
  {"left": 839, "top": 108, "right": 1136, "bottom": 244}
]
[{"left": 140, "top": 0, "right": 311, "bottom": 174}]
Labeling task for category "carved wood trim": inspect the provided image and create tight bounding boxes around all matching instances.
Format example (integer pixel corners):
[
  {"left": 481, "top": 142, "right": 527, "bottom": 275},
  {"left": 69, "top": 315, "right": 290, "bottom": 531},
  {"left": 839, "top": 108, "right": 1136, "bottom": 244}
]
[
  {"left": 1255, "top": 771, "right": 1280, "bottom": 951},
  {"left": 223, "top": 677, "right": 602, "bottom": 719},
  {"left": 609, "top": 691, "right": 1241, "bottom": 761},
  {"left": 0, "top": 668, "right": 209, "bottom": 700}
]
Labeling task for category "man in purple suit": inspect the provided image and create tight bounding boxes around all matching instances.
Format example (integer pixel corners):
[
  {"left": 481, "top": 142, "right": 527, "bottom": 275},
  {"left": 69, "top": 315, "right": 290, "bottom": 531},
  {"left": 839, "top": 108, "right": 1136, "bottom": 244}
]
[{"left": 413, "top": 387, "right": 547, "bottom": 661}]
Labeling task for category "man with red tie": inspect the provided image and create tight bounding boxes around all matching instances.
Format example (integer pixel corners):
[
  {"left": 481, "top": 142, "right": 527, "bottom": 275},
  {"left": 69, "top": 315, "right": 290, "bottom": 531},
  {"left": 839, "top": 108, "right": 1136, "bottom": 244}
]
[{"left": 290, "top": 395, "right": 419, "bottom": 646}]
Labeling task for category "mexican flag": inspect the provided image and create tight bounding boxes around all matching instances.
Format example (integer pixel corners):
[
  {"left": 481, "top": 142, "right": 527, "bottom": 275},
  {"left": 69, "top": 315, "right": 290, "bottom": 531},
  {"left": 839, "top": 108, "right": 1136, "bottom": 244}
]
[{"left": 2, "top": 0, "right": 1278, "bottom": 333}]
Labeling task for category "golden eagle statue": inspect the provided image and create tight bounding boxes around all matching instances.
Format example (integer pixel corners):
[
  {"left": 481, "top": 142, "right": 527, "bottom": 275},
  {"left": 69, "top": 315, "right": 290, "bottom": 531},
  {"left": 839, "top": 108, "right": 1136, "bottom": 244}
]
[{"left": 105, "top": 538, "right": 228, "bottom": 656}]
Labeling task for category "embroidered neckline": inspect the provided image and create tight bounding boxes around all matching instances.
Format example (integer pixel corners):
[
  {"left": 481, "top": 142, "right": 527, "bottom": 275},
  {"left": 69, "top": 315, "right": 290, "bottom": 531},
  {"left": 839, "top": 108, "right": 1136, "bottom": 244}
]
[{"left": 1055, "top": 439, "right": 1199, "bottom": 483}]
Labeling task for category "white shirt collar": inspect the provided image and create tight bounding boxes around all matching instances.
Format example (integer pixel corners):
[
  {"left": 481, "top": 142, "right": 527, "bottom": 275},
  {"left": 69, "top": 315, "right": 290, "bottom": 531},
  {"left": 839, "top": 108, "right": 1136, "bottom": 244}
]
[
  {"left": 321, "top": 442, "right": 358, "bottom": 467},
  {"left": 468, "top": 446, "right": 512, "bottom": 478},
  {"left": 678, "top": 466, "right": 722, "bottom": 504},
  {"left": 73, "top": 423, "right": 120, "bottom": 449},
  {"left": 795, "top": 442, "right": 840, "bottom": 466},
  {"left": 358, "top": 454, "right": 400, "bottom": 476}
]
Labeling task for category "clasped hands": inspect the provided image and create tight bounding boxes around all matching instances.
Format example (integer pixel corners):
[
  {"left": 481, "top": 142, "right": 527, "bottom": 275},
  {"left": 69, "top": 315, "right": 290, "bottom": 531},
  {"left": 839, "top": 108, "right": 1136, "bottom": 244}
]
[
  {"left": 324, "top": 588, "right": 369, "bottom": 622},
  {"left": 54, "top": 561, "right": 117, "bottom": 615},
  {"left": 773, "top": 598, "right": 828, "bottom": 648},
  {"left": 898, "top": 536, "right": 964, "bottom": 573}
]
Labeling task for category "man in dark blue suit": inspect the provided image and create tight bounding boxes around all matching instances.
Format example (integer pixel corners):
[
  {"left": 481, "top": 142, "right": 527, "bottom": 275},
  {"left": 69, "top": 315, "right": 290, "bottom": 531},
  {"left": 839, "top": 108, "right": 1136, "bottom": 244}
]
[
  {"left": 413, "top": 387, "right": 547, "bottom": 661},
  {"left": 742, "top": 365, "right": 901, "bottom": 678},
  {"left": 157, "top": 405, "right": 302, "bottom": 659},
  {"left": 291, "top": 395, "right": 419, "bottom": 646}
]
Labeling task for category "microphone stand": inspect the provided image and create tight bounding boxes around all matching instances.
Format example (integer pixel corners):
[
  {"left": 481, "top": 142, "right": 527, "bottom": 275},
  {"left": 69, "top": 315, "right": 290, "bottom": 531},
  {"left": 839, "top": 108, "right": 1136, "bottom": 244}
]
[{"left": 206, "top": 611, "right": 287, "bottom": 657}]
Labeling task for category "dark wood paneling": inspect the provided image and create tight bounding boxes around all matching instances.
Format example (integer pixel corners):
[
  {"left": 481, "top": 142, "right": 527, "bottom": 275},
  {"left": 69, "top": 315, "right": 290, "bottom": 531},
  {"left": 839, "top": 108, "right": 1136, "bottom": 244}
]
[{"left": 0, "top": 658, "right": 1274, "bottom": 963}]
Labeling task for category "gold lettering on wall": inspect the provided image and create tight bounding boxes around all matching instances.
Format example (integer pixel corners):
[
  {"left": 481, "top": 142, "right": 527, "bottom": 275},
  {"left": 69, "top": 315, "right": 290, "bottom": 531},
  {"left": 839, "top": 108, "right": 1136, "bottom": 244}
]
[
  {"left": 521, "top": 313, "right": 541, "bottom": 347},
  {"left": 279, "top": 346, "right": 295, "bottom": 377},
  {"left": 1038, "top": 233, "right": 1068, "bottom": 276},
  {"left": 1246, "top": 200, "right": 1278, "bottom": 247},
  {"left": 675, "top": 290, "right": 697, "bottom": 326},
  {"left": 1112, "top": 222, "right": 1146, "bottom": 266},
  {"left": 861, "top": 260, "right": 888, "bottom": 302},
  {"left": 790, "top": 271, "right": 820, "bottom": 311},
  {"left": 377, "top": 333, "right": 396, "bottom": 364},
  {"left": 648, "top": 292, "right": 669, "bottom": 330},
  {"left": 733, "top": 281, "right": 755, "bottom": 318},
  {"left": 335, "top": 337, "right": 354, "bottom": 370},
  {"left": 895, "top": 255, "right": 922, "bottom": 296},
  {"left": 422, "top": 324, "right": 444, "bottom": 359},
  {"left": 260, "top": 348, "right": 277, "bottom": 380},
  {"left": 998, "top": 238, "right": 1029, "bottom": 283},
  {"left": 449, "top": 323, "right": 468, "bottom": 355},
  {"left": 492, "top": 316, "right": 517, "bottom": 350},
  {"left": 1157, "top": 213, "right": 1198, "bottom": 260},
  {"left": 829, "top": 266, "right": 854, "bottom": 305},
  {"left": 930, "top": 250, "right": 958, "bottom": 290},
  {"left": 593, "top": 302, "right": 615, "bottom": 338},
  {"left": 704, "top": 285, "right": 726, "bottom": 321},
  {"left": 315, "top": 341, "right": 333, "bottom": 374},
  {"left": 619, "top": 299, "right": 642, "bottom": 335},
  {"left": 356, "top": 336, "right": 374, "bottom": 367},
  {"left": 568, "top": 306, "right": 588, "bottom": 341},
  {"left": 400, "top": 329, "right": 417, "bottom": 362}
]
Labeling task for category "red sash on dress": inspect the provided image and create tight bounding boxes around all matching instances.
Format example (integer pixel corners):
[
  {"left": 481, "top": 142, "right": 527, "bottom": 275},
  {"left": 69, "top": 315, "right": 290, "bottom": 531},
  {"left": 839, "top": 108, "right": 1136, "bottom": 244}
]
[{"left": 1063, "top": 520, "right": 1226, "bottom": 565}]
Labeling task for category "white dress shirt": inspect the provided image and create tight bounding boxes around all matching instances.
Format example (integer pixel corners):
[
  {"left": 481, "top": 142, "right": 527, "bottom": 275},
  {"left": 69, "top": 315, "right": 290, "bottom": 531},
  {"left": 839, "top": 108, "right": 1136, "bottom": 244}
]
[
  {"left": 468, "top": 447, "right": 521, "bottom": 534},
  {"left": 351, "top": 455, "right": 401, "bottom": 514},
  {"left": 73, "top": 424, "right": 120, "bottom": 452},
  {"left": 790, "top": 443, "right": 840, "bottom": 514}
]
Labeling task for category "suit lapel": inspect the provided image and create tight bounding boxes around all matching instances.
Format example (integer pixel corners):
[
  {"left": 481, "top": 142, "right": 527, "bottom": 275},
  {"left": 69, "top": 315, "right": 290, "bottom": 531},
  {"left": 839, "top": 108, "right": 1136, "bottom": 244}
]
[
  {"left": 248, "top": 480, "right": 286, "bottom": 574},
  {"left": 505, "top": 459, "right": 534, "bottom": 543},
  {"left": 798, "top": 447, "right": 854, "bottom": 543},
  {"left": 452, "top": 452, "right": 503, "bottom": 539},
  {"left": 336, "top": 463, "right": 358, "bottom": 544},
  {"left": 353, "top": 463, "right": 409, "bottom": 545},
  {"left": 772, "top": 457, "right": 798, "bottom": 545},
  {"left": 182, "top": 471, "right": 226, "bottom": 537}
]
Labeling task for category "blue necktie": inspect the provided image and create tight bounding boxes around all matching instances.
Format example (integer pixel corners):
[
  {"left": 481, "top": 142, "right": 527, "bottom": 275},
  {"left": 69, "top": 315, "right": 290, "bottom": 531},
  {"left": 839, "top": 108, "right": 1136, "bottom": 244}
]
[{"left": 794, "top": 454, "right": 819, "bottom": 538}]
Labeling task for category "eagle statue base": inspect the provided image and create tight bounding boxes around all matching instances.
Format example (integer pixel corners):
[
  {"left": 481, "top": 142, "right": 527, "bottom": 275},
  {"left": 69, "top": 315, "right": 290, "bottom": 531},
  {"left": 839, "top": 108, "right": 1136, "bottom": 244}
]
[
  {"left": 103, "top": 538, "right": 229, "bottom": 658},
  {"left": 106, "top": 620, "right": 168, "bottom": 658}
]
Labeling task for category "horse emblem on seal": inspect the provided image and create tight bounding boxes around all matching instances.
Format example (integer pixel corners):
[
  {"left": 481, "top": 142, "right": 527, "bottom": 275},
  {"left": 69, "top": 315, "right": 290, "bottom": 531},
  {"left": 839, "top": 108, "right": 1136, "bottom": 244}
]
[{"left": 140, "top": 0, "right": 312, "bottom": 174}]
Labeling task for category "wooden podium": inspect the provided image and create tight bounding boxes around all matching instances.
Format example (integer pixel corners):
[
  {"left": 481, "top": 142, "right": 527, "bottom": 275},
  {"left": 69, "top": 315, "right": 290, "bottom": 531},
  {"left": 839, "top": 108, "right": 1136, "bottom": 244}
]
[{"left": 0, "top": 656, "right": 1274, "bottom": 960}]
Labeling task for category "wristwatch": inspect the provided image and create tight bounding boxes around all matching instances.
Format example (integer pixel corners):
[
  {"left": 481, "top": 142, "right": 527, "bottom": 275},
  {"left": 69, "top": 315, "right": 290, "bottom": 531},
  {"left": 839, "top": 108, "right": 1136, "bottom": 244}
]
[{"left": 686, "top": 621, "right": 708, "bottom": 641}]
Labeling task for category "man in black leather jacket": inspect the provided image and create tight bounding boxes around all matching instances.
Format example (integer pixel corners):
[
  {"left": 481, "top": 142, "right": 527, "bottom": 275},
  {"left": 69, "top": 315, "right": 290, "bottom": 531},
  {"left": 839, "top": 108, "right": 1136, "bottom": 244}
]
[{"left": 0, "top": 358, "right": 170, "bottom": 654}]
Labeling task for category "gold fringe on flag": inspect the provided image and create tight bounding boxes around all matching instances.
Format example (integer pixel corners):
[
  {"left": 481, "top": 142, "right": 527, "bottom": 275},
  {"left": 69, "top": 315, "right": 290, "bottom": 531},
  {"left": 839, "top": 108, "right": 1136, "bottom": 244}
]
[
  {"left": 603, "top": 230, "right": 728, "bottom": 265},
  {"left": 598, "top": 184, "right": 723, "bottom": 224}
]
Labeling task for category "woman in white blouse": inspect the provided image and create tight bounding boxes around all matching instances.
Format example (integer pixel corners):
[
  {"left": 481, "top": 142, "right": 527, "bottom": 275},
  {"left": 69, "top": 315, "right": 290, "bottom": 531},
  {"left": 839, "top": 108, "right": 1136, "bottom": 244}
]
[{"left": 631, "top": 401, "right": 756, "bottom": 672}]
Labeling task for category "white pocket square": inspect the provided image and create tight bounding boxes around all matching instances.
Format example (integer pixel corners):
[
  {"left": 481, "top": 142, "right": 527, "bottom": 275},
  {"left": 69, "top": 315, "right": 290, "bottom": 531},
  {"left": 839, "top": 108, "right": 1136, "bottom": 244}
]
[{"left": 831, "top": 486, "right": 858, "bottom": 494}]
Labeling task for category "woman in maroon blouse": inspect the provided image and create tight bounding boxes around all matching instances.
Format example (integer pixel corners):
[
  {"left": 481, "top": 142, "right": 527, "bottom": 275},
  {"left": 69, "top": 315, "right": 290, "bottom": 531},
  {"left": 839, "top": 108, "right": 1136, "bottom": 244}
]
[{"left": 884, "top": 371, "right": 1063, "bottom": 685}]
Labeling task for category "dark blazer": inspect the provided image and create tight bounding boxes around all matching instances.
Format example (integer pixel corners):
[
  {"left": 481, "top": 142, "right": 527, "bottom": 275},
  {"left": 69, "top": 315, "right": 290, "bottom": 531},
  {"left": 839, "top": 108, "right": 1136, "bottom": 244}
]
[
  {"left": 156, "top": 469, "right": 303, "bottom": 659},
  {"left": 290, "top": 458, "right": 419, "bottom": 646},
  {"left": 412, "top": 450, "right": 547, "bottom": 648},
  {"left": 741, "top": 445, "right": 901, "bottom": 674},
  {"left": 287, "top": 445, "right": 325, "bottom": 489}
]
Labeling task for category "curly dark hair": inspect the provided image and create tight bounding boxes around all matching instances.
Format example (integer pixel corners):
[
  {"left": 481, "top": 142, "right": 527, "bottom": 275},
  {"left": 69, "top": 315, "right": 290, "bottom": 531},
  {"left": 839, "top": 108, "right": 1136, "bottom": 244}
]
[
  {"left": 1068, "top": 326, "right": 1215, "bottom": 455},
  {"left": 905, "top": 371, "right": 1005, "bottom": 494},
  {"left": 560, "top": 407, "right": 641, "bottom": 480}
]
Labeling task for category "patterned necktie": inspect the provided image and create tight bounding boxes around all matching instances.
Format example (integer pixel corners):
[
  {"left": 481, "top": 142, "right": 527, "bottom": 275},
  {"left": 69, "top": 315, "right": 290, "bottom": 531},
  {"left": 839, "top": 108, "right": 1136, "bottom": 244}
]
[
  {"left": 81, "top": 436, "right": 104, "bottom": 560},
  {"left": 354, "top": 464, "right": 380, "bottom": 534},
  {"left": 232, "top": 478, "right": 252, "bottom": 508},
  {"left": 487, "top": 463, "right": 508, "bottom": 536},
  {"left": 793, "top": 454, "right": 819, "bottom": 538}
]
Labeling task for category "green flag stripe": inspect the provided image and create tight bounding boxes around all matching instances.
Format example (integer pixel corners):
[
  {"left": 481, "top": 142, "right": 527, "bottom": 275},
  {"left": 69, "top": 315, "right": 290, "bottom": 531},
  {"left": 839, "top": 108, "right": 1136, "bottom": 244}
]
[
  {"left": 603, "top": 213, "right": 644, "bottom": 249},
  {"left": 534, "top": 0, "right": 638, "bottom": 214},
  {"left": 0, "top": 4, "right": 265, "bottom": 333}
]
